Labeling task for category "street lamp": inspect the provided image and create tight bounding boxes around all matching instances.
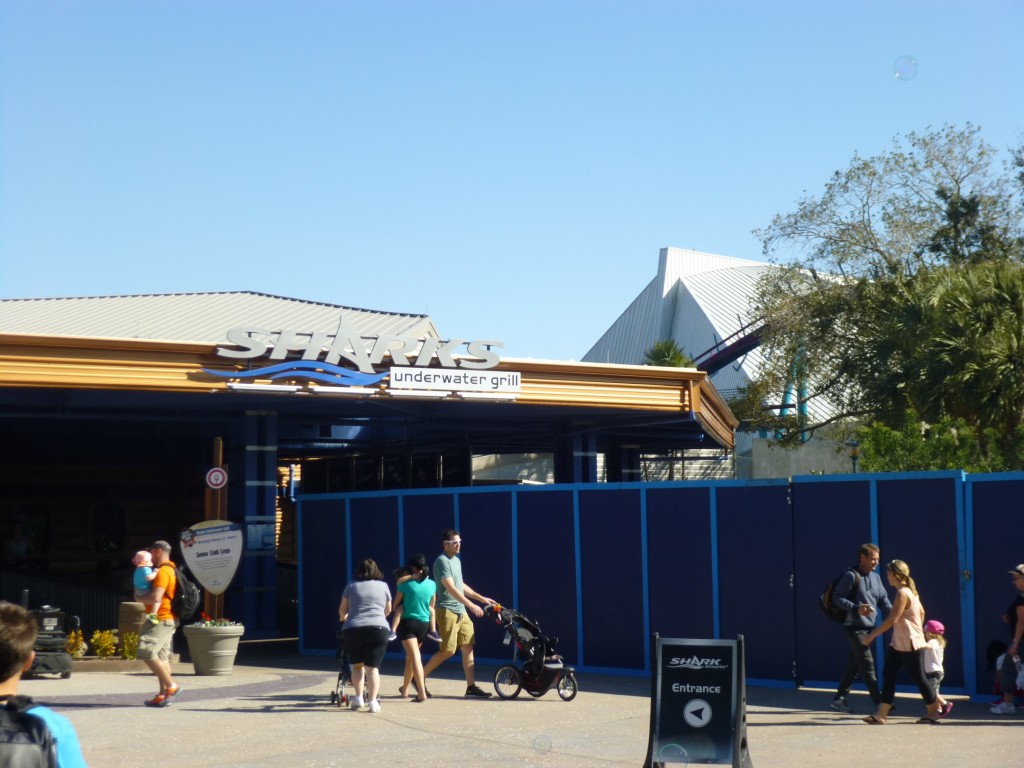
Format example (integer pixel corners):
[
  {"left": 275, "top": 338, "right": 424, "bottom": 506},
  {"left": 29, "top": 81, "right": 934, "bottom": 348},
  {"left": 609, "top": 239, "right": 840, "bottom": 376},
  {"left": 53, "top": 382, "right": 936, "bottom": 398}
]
[{"left": 847, "top": 439, "right": 861, "bottom": 474}]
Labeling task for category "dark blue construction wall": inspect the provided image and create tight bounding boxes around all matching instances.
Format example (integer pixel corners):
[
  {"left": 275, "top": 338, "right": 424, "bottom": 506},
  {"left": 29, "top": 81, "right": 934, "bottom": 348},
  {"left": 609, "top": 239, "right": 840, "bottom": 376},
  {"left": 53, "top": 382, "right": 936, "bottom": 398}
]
[{"left": 297, "top": 471, "right": 1024, "bottom": 699}]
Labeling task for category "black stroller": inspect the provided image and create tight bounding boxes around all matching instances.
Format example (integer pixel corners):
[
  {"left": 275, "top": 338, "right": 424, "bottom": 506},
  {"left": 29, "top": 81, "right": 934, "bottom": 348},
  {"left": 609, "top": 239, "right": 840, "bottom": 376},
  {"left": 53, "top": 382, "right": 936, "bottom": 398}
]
[
  {"left": 327, "top": 627, "right": 352, "bottom": 707},
  {"left": 484, "top": 604, "right": 577, "bottom": 701},
  {"left": 26, "top": 606, "right": 77, "bottom": 679}
]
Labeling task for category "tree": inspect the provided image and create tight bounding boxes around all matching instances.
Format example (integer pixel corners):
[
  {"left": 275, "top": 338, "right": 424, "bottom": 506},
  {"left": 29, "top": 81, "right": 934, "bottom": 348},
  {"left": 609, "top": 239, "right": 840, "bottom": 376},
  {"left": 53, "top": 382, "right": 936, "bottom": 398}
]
[
  {"left": 643, "top": 339, "right": 694, "bottom": 368},
  {"left": 857, "top": 411, "right": 1024, "bottom": 473},
  {"left": 745, "top": 124, "right": 1024, "bottom": 451}
]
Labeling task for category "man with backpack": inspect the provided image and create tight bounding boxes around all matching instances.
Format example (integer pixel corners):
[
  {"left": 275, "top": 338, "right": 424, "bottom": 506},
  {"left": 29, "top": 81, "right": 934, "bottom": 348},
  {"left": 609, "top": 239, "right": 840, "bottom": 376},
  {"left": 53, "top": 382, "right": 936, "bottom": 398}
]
[
  {"left": 0, "top": 601, "right": 87, "bottom": 767},
  {"left": 830, "top": 543, "right": 892, "bottom": 714},
  {"left": 136, "top": 540, "right": 183, "bottom": 708}
]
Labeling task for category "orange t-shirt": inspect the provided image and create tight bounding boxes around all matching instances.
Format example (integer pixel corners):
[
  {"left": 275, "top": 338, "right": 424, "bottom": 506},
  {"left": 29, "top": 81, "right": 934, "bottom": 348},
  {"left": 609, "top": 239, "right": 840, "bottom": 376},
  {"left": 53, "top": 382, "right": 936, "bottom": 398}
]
[{"left": 152, "top": 561, "right": 177, "bottom": 621}]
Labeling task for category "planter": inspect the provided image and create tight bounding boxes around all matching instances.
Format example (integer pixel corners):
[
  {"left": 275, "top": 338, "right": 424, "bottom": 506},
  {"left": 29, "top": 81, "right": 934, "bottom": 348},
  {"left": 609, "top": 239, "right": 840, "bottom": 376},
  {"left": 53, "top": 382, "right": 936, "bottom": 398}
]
[{"left": 183, "top": 624, "right": 245, "bottom": 675}]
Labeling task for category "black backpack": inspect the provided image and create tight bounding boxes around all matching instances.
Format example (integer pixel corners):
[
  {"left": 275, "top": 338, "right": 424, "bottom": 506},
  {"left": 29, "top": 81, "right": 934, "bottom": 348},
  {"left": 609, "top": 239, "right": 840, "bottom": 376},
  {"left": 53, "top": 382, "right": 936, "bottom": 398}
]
[
  {"left": 819, "top": 569, "right": 861, "bottom": 623},
  {"left": 161, "top": 562, "right": 202, "bottom": 622},
  {"left": 0, "top": 695, "right": 56, "bottom": 768}
]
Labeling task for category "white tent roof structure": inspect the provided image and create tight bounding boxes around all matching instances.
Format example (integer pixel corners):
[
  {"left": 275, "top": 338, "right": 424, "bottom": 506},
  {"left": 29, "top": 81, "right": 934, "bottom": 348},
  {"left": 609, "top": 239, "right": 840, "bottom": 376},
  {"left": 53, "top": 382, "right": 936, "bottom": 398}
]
[{"left": 583, "top": 247, "right": 772, "bottom": 401}]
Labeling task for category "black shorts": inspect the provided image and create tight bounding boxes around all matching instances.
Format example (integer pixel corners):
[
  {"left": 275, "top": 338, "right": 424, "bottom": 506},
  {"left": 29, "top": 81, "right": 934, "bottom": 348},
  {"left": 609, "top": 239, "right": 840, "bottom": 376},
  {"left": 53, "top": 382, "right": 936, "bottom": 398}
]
[
  {"left": 342, "top": 626, "right": 389, "bottom": 668},
  {"left": 397, "top": 618, "right": 429, "bottom": 642}
]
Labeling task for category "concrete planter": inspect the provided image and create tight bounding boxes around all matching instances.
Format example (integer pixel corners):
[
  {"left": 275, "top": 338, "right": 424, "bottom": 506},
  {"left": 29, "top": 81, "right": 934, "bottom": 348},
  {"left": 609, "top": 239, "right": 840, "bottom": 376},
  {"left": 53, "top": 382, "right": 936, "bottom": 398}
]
[{"left": 183, "top": 624, "right": 245, "bottom": 675}]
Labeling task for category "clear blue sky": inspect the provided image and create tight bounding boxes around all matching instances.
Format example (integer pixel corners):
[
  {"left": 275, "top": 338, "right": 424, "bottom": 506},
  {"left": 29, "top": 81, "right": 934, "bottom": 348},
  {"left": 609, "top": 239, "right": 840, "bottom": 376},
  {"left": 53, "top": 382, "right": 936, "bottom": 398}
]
[{"left": 2, "top": 1, "right": 1021, "bottom": 361}]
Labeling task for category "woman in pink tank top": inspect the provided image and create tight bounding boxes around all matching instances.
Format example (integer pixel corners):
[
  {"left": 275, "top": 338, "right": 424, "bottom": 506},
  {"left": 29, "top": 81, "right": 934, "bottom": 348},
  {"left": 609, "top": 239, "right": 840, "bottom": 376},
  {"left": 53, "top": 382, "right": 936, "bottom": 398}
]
[{"left": 859, "top": 559, "right": 945, "bottom": 724}]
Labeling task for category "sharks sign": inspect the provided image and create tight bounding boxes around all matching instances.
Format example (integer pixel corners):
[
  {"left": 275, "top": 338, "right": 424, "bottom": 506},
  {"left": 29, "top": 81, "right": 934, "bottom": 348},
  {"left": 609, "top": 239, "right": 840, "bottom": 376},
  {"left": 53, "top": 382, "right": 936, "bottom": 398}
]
[{"left": 201, "top": 317, "right": 512, "bottom": 394}]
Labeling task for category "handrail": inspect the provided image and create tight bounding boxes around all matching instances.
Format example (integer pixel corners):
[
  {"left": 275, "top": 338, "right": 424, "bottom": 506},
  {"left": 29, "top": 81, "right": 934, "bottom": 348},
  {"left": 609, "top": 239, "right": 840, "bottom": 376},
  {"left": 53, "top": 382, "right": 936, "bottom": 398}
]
[{"left": 693, "top": 319, "right": 765, "bottom": 375}]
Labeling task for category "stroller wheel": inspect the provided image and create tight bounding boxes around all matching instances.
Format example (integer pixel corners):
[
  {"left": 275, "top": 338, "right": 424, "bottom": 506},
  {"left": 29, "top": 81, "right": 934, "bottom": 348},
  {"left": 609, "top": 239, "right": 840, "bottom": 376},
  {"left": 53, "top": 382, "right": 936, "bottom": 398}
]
[
  {"left": 330, "top": 691, "right": 337, "bottom": 705},
  {"left": 494, "top": 665, "right": 523, "bottom": 699},
  {"left": 557, "top": 672, "right": 578, "bottom": 702}
]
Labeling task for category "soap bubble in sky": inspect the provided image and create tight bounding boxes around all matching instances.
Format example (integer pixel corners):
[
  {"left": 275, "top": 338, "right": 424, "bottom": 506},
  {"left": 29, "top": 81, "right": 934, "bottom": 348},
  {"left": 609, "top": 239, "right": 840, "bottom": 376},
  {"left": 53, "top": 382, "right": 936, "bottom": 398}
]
[{"left": 893, "top": 55, "right": 918, "bottom": 80}]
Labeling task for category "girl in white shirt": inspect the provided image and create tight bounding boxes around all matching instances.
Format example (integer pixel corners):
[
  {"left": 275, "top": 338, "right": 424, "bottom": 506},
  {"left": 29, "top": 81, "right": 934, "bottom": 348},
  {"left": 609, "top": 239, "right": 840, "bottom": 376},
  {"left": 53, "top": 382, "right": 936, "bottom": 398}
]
[{"left": 922, "top": 619, "right": 953, "bottom": 717}]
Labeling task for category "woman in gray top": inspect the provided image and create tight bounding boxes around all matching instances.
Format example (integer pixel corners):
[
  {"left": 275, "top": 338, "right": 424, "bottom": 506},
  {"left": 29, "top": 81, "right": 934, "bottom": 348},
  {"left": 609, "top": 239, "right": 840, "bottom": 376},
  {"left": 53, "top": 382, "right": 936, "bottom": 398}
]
[{"left": 339, "top": 558, "right": 392, "bottom": 713}]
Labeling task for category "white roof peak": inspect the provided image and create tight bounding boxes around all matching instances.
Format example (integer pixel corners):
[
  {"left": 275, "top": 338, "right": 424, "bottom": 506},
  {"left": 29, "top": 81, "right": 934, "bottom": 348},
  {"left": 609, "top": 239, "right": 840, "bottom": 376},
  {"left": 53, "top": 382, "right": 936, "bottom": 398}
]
[{"left": 657, "top": 247, "right": 766, "bottom": 290}]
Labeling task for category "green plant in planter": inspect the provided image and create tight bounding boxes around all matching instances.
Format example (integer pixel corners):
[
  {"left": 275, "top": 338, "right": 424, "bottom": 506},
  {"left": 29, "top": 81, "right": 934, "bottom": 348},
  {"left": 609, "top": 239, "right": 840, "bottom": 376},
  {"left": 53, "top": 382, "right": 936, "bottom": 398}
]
[
  {"left": 90, "top": 629, "right": 118, "bottom": 658},
  {"left": 119, "top": 631, "right": 139, "bottom": 660},
  {"left": 188, "top": 612, "right": 243, "bottom": 628}
]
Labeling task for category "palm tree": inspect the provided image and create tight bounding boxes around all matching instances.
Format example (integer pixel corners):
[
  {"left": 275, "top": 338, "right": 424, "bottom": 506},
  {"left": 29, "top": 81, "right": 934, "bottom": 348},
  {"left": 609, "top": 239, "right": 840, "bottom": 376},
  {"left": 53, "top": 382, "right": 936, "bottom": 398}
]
[
  {"left": 643, "top": 339, "right": 695, "bottom": 368},
  {"left": 914, "top": 261, "right": 1024, "bottom": 440}
]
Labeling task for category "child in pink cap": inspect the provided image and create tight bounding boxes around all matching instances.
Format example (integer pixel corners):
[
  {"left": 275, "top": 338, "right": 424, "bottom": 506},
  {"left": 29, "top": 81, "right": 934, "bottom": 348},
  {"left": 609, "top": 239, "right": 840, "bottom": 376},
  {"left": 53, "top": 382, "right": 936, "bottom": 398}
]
[{"left": 923, "top": 619, "right": 953, "bottom": 717}]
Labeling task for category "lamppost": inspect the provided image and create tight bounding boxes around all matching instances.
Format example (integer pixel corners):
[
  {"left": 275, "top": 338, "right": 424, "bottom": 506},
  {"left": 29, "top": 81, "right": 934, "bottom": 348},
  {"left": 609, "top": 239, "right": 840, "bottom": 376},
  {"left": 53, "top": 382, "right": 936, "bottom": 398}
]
[{"left": 847, "top": 439, "right": 861, "bottom": 474}]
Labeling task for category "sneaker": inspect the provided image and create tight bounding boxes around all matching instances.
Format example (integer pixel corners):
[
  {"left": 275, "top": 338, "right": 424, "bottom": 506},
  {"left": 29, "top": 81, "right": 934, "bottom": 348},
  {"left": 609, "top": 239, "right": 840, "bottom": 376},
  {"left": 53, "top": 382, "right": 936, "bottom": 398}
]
[
  {"left": 465, "top": 684, "right": 492, "bottom": 698},
  {"left": 939, "top": 701, "right": 954, "bottom": 718},
  {"left": 368, "top": 699, "right": 381, "bottom": 713},
  {"left": 830, "top": 695, "right": 852, "bottom": 713},
  {"left": 388, "top": 631, "right": 397, "bottom": 642},
  {"left": 350, "top": 695, "right": 365, "bottom": 711},
  {"left": 157, "top": 684, "right": 182, "bottom": 707},
  {"left": 143, "top": 693, "right": 166, "bottom": 707},
  {"left": 991, "top": 700, "right": 1016, "bottom": 714},
  {"left": 426, "top": 630, "right": 442, "bottom": 643}
]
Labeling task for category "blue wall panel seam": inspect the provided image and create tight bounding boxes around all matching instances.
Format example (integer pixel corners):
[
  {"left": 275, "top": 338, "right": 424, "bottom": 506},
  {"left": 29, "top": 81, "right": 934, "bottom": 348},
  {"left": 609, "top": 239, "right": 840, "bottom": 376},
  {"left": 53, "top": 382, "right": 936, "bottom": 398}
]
[
  {"left": 640, "top": 488, "right": 651, "bottom": 672},
  {"left": 573, "top": 489, "right": 584, "bottom": 666},
  {"left": 868, "top": 479, "right": 884, "bottom": 664},
  {"left": 869, "top": 479, "right": 879, "bottom": 543},
  {"left": 297, "top": 499, "right": 305, "bottom": 652},
  {"left": 511, "top": 492, "right": 519, "bottom": 609},
  {"left": 961, "top": 475, "right": 977, "bottom": 695},
  {"left": 344, "top": 498, "right": 352, "bottom": 584},
  {"left": 710, "top": 486, "right": 720, "bottom": 639}
]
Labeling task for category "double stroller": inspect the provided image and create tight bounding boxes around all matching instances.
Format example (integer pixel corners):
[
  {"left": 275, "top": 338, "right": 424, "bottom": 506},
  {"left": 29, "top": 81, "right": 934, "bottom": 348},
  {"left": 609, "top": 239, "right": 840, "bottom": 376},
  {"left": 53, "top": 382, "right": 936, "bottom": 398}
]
[{"left": 484, "top": 604, "right": 577, "bottom": 701}]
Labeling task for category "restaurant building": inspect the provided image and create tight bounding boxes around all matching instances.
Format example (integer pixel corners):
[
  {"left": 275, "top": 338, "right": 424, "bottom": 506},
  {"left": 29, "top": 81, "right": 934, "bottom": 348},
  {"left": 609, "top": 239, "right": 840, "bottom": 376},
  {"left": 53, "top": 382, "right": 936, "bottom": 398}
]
[{"left": 0, "top": 291, "right": 736, "bottom": 634}]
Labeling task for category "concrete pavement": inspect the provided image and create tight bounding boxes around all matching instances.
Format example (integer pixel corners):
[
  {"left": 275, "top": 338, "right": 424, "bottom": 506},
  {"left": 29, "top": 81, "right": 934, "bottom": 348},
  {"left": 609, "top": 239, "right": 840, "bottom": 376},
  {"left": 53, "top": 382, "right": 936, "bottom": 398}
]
[{"left": 20, "top": 655, "right": 1020, "bottom": 767}]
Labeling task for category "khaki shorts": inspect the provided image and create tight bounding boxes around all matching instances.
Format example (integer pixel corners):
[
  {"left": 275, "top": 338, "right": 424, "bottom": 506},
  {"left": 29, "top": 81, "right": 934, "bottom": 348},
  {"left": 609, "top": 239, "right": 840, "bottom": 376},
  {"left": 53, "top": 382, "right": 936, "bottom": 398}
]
[
  {"left": 437, "top": 606, "right": 475, "bottom": 653},
  {"left": 136, "top": 619, "right": 177, "bottom": 661}
]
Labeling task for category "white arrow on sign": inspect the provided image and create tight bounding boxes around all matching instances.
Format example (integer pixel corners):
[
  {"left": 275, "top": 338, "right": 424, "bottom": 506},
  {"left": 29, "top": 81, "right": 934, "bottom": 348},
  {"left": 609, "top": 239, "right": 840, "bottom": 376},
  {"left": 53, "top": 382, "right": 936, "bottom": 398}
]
[{"left": 683, "top": 698, "right": 713, "bottom": 728}]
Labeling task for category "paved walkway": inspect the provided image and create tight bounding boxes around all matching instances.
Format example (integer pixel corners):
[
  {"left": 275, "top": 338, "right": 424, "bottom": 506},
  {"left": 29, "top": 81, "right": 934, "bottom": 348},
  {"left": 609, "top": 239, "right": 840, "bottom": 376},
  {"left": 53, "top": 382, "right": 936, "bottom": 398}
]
[{"left": 21, "top": 656, "right": 1020, "bottom": 767}]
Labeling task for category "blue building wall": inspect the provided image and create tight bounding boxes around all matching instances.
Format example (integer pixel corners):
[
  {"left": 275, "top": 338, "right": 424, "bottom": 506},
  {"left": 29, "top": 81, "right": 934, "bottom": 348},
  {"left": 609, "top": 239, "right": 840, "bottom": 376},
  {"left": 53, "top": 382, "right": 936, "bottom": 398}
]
[{"left": 297, "top": 471, "right": 1024, "bottom": 699}]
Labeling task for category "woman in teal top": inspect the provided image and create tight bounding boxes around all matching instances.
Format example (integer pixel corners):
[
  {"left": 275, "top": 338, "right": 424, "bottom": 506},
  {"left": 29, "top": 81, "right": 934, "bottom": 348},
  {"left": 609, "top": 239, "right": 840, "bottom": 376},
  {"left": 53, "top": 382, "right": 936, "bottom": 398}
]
[{"left": 394, "top": 553, "right": 438, "bottom": 702}]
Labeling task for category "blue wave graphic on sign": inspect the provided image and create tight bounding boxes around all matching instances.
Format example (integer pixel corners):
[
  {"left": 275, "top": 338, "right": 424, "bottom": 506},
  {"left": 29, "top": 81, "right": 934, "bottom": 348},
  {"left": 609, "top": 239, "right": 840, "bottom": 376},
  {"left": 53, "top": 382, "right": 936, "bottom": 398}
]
[{"left": 202, "top": 360, "right": 387, "bottom": 388}]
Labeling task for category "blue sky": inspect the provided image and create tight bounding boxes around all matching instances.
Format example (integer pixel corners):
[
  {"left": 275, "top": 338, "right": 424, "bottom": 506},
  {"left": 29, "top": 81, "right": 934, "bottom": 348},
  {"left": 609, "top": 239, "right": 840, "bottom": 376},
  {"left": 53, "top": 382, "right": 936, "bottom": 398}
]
[{"left": 2, "top": 1, "right": 1021, "bottom": 361}]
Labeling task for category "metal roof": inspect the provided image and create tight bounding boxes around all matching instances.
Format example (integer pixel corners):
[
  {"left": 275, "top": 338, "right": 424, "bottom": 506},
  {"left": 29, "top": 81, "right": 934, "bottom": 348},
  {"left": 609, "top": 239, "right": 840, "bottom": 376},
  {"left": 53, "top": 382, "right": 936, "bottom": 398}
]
[
  {"left": 0, "top": 291, "right": 439, "bottom": 344},
  {"left": 583, "top": 248, "right": 771, "bottom": 374}
]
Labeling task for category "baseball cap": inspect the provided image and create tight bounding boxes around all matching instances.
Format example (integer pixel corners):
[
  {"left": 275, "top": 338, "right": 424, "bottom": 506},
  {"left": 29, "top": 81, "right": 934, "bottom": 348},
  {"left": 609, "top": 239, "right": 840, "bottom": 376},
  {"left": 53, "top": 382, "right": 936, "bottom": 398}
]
[
  {"left": 923, "top": 619, "right": 944, "bottom": 635},
  {"left": 1008, "top": 564, "right": 1024, "bottom": 578},
  {"left": 150, "top": 540, "right": 172, "bottom": 552}
]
